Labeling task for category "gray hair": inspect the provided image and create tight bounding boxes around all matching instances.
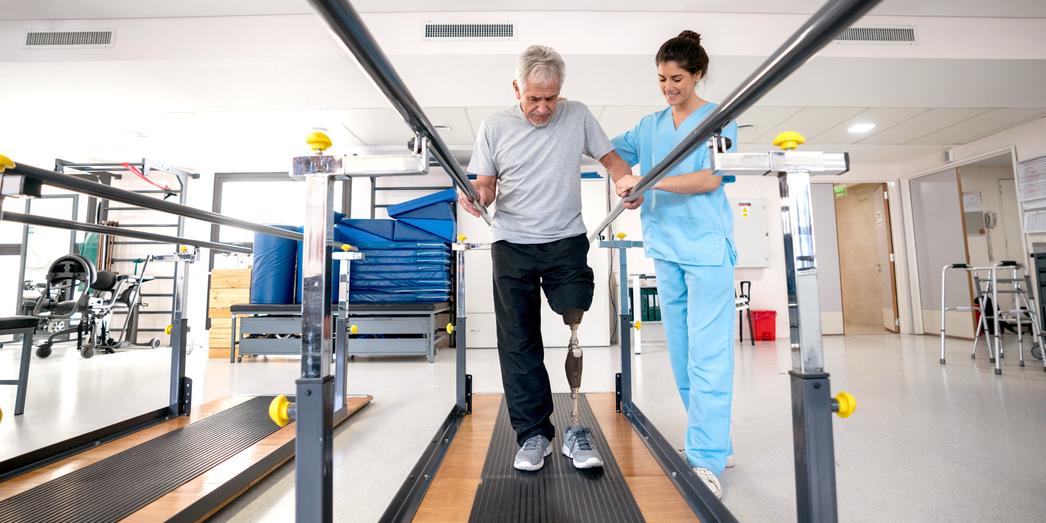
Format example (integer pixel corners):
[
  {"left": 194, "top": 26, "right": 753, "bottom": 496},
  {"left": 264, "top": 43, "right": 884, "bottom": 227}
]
[{"left": 515, "top": 45, "right": 565, "bottom": 91}]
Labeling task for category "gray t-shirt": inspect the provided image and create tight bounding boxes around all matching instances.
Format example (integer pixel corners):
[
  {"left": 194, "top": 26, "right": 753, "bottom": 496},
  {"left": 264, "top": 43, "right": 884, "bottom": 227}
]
[{"left": 468, "top": 100, "right": 613, "bottom": 244}]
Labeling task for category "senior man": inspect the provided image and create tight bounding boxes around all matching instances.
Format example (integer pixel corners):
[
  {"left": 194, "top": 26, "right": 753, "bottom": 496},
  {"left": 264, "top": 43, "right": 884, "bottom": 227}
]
[{"left": 459, "top": 45, "right": 639, "bottom": 472}]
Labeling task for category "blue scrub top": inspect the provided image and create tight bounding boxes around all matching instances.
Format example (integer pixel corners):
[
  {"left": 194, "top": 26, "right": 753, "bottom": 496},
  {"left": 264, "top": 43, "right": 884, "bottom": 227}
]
[{"left": 612, "top": 103, "right": 738, "bottom": 267}]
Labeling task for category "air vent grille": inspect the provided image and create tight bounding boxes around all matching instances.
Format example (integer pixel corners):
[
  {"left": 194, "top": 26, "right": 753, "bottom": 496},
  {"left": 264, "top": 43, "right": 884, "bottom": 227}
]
[
  {"left": 835, "top": 26, "right": 915, "bottom": 43},
  {"left": 25, "top": 30, "right": 113, "bottom": 48},
  {"left": 425, "top": 23, "right": 514, "bottom": 39}
]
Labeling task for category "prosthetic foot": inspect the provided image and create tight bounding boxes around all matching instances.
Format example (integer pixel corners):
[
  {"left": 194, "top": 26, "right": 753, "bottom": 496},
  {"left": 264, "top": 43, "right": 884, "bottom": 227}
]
[{"left": 562, "top": 308, "right": 603, "bottom": 468}]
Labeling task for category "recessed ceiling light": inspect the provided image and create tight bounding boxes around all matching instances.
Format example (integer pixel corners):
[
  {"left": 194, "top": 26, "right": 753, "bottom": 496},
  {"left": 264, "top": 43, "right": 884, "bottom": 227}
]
[{"left": 847, "top": 122, "right": 876, "bottom": 134}]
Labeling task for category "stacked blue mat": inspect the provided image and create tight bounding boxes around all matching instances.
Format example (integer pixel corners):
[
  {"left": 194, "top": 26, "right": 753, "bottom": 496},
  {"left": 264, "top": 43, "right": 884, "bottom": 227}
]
[
  {"left": 338, "top": 189, "right": 456, "bottom": 303},
  {"left": 249, "top": 190, "right": 456, "bottom": 305}
]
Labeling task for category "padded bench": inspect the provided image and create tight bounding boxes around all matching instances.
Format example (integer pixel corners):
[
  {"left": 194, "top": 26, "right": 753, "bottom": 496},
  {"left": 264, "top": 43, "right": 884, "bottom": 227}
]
[
  {"left": 0, "top": 316, "right": 38, "bottom": 416},
  {"left": 229, "top": 303, "right": 451, "bottom": 363}
]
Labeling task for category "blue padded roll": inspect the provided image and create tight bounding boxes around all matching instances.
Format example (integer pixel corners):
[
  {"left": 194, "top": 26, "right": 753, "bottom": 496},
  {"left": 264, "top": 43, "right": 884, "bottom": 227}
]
[{"left": 250, "top": 225, "right": 299, "bottom": 304}]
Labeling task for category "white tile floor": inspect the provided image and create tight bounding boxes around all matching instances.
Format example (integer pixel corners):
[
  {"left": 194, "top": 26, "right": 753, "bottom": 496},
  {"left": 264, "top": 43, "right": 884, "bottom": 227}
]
[{"left": 2, "top": 332, "right": 1045, "bottom": 522}]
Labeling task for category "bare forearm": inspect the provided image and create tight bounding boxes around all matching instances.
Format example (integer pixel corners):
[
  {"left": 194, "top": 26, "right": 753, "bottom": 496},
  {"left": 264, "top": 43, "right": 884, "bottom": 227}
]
[
  {"left": 653, "top": 169, "right": 721, "bottom": 194},
  {"left": 600, "top": 151, "right": 633, "bottom": 183},
  {"left": 473, "top": 177, "right": 497, "bottom": 205}
]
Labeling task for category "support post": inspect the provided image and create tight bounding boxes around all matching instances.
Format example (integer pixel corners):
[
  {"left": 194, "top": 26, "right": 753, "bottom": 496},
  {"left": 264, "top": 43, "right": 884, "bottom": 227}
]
[
  {"left": 296, "top": 172, "right": 336, "bottom": 522},
  {"left": 453, "top": 239, "right": 470, "bottom": 413},
  {"left": 778, "top": 170, "right": 838, "bottom": 522}
]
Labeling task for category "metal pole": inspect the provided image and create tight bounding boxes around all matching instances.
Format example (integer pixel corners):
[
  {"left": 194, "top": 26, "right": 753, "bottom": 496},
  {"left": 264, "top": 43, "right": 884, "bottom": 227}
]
[
  {"left": 587, "top": 0, "right": 881, "bottom": 242},
  {"left": 0, "top": 211, "right": 252, "bottom": 254},
  {"left": 618, "top": 246, "right": 633, "bottom": 411},
  {"left": 296, "top": 173, "right": 336, "bottom": 522},
  {"left": 7, "top": 161, "right": 308, "bottom": 242},
  {"left": 778, "top": 170, "right": 838, "bottom": 522},
  {"left": 454, "top": 242, "right": 469, "bottom": 412},
  {"left": 306, "top": 0, "right": 492, "bottom": 225}
]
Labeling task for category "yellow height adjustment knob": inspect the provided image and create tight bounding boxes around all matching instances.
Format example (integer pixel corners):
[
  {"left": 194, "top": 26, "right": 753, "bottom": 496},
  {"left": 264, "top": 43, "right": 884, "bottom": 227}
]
[
  {"left": 772, "top": 131, "right": 805, "bottom": 151},
  {"left": 180, "top": 245, "right": 188, "bottom": 253},
  {"left": 349, "top": 324, "right": 359, "bottom": 334},
  {"left": 633, "top": 320, "right": 641, "bottom": 330},
  {"left": 616, "top": 232, "right": 627, "bottom": 240},
  {"left": 269, "top": 395, "right": 292, "bottom": 427},
  {"left": 306, "top": 131, "right": 332, "bottom": 153},
  {"left": 457, "top": 234, "right": 468, "bottom": 243},
  {"left": 164, "top": 324, "right": 174, "bottom": 335},
  {"left": 0, "top": 154, "right": 14, "bottom": 173},
  {"left": 446, "top": 323, "right": 455, "bottom": 334},
  {"left": 833, "top": 391, "right": 857, "bottom": 419},
  {"left": 0, "top": 406, "right": 4, "bottom": 424},
  {"left": 340, "top": 244, "right": 353, "bottom": 252}
]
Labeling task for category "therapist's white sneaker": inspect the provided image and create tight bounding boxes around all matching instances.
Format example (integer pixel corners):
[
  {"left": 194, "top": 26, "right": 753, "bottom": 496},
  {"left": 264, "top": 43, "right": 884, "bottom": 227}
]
[
  {"left": 693, "top": 467, "right": 723, "bottom": 499},
  {"left": 677, "top": 449, "right": 734, "bottom": 469}
]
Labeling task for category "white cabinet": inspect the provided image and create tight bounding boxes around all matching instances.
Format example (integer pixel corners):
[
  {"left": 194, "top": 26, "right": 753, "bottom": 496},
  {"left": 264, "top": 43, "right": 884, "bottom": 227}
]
[{"left": 457, "top": 177, "right": 612, "bottom": 348}]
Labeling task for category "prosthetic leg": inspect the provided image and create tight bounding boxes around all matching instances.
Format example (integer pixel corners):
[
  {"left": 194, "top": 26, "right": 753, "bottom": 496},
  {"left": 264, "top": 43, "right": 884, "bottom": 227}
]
[
  {"left": 562, "top": 308, "right": 603, "bottom": 468},
  {"left": 564, "top": 308, "right": 584, "bottom": 427}
]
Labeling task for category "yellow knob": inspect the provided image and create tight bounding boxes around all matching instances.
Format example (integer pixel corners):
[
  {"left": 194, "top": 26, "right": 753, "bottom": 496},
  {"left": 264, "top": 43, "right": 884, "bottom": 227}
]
[
  {"left": 0, "top": 406, "right": 4, "bottom": 424},
  {"left": 164, "top": 324, "right": 174, "bottom": 335},
  {"left": 616, "top": 232, "right": 627, "bottom": 240},
  {"left": 341, "top": 244, "right": 352, "bottom": 252},
  {"left": 180, "top": 245, "right": 188, "bottom": 253},
  {"left": 0, "top": 154, "right": 13, "bottom": 173},
  {"left": 772, "top": 131, "right": 805, "bottom": 151},
  {"left": 834, "top": 391, "right": 856, "bottom": 419},
  {"left": 350, "top": 324, "right": 358, "bottom": 334},
  {"left": 457, "top": 234, "right": 468, "bottom": 243},
  {"left": 306, "top": 131, "right": 332, "bottom": 153},
  {"left": 634, "top": 320, "right": 641, "bottom": 330},
  {"left": 446, "top": 323, "right": 455, "bottom": 334},
  {"left": 269, "top": 395, "right": 292, "bottom": 427}
]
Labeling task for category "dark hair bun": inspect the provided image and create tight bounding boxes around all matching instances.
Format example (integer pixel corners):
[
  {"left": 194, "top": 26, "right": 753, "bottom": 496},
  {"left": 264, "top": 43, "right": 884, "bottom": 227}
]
[{"left": 678, "top": 30, "right": 702, "bottom": 44}]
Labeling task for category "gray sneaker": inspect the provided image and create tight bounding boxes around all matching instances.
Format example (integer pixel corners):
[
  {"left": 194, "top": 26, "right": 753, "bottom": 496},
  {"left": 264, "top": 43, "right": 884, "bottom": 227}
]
[
  {"left": 514, "top": 435, "right": 553, "bottom": 471},
  {"left": 562, "top": 426, "right": 604, "bottom": 469}
]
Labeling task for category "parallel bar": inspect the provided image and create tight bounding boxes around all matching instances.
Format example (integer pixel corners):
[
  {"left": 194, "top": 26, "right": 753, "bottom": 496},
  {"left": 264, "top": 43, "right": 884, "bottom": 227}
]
[
  {"left": 6, "top": 161, "right": 302, "bottom": 242},
  {"left": 0, "top": 211, "right": 251, "bottom": 254},
  {"left": 307, "top": 0, "right": 492, "bottom": 225},
  {"left": 587, "top": 0, "right": 880, "bottom": 242}
]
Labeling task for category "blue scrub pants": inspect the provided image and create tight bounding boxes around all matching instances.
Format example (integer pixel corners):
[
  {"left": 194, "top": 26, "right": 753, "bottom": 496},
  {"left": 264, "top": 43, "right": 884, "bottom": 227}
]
[{"left": 653, "top": 258, "right": 735, "bottom": 475}]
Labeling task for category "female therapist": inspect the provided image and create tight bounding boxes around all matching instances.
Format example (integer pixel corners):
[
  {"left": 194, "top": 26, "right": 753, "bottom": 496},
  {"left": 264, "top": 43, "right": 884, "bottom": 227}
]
[{"left": 612, "top": 30, "right": 737, "bottom": 499}]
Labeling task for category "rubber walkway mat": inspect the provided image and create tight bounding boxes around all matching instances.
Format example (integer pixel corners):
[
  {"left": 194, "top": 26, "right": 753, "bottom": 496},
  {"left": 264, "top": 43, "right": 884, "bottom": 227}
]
[
  {"left": 469, "top": 394, "right": 645, "bottom": 523},
  {"left": 0, "top": 396, "right": 279, "bottom": 522}
]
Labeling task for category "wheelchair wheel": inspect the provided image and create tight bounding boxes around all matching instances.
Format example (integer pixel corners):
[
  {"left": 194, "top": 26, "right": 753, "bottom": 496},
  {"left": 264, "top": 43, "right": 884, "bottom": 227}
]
[
  {"left": 80, "top": 346, "right": 95, "bottom": 359},
  {"left": 36, "top": 344, "right": 52, "bottom": 359},
  {"left": 148, "top": 338, "right": 161, "bottom": 349}
]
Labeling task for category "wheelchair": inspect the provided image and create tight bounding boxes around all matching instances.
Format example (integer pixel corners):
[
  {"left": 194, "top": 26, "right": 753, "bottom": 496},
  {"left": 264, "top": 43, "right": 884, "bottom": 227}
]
[{"left": 33, "top": 254, "right": 159, "bottom": 359}]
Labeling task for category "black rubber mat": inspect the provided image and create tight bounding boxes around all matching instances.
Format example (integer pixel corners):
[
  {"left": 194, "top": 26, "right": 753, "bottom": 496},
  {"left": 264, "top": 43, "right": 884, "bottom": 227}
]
[
  {"left": 469, "top": 394, "right": 645, "bottom": 523},
  {"left": 0, "top": 396, "right": 280, "bottom": 522}
]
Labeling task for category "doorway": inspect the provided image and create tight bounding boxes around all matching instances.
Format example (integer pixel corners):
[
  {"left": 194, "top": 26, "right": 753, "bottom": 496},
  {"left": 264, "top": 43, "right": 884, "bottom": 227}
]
[{"left": 834, "top": 183, "right": 899, "bottom": 334}]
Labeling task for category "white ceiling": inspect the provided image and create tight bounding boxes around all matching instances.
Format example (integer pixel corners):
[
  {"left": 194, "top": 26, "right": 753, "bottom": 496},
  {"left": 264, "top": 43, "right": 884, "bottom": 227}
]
[
  {"left": 1, "top": 2, "right": 1045, "bottom": 173},
  {"left": 3, "top": 0, "right": 1046, "bottom": 19}
]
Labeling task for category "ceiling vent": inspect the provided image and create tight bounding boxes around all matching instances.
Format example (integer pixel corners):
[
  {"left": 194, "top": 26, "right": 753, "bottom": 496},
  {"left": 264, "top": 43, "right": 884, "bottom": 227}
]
[
  {"left": 424, "top": 23, "right": 514, "bottom": 40},
  {"left": 834, "top": 26, "right": 915, "bottom": 44},
  {"left": 25, "top": 30, "right": 114, "bottom": 49}
]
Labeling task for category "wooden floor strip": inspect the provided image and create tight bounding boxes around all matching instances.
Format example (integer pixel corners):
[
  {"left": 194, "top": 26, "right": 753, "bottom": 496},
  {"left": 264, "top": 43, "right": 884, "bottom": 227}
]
[
  {"left": 0, "top": 395, "right": 372, "bottom": 522},
  {"left": 412, "top": 393, "right": 697, "bottom": 522}
]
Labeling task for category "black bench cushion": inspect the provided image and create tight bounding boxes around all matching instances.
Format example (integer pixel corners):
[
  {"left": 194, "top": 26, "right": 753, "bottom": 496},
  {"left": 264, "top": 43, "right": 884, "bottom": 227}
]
[{"left": 0, "top": 316, "right": 38, "bottom": 331}]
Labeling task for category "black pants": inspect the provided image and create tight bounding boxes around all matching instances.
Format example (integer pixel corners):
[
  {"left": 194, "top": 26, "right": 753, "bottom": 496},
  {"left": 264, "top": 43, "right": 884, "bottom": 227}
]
[{"left": 491, "top": 234, "right": 594, "bottom": 446}]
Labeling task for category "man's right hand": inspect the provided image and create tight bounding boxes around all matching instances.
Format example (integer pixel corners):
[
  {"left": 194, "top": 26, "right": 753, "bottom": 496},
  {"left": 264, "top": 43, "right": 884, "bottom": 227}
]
[{"left": 458, "top": 192, "right": 482, "bottom": 217}]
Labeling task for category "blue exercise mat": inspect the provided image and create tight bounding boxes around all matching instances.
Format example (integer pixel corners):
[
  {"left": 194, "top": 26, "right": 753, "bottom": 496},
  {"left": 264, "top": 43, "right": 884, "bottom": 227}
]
[
  {"left": 393, "top": 221, "right": 445, "bottom": 242},
  {"left": 355, "top": 241, "right": 448, "bottom": 251},
  {"left": 340, "top": 219, "right": 397, "bottom": 240},
  {"left": 386, "top": 188, "right": 456, "bottom": 217},
  {"left": 353, "top": 256, "right": 451, "bottom": 265},
  {"left": 250, "top": 225, "right": 299, "bottom": 304},
  {"left": 397, "top": 218, "right": 455, "bottom": 242},
  {"left": 391, "top": 202, "right": 454, "bottom": 221},
  {"left": 349, "top": 279, "right": 451, "bottom": 290},
  {"left": 357, "top": 249, "right": 450, "bottom": 259},
  {"left": 351, "top": 271, "right": 449, "bottom": 281},
  {"left": 350, "top": 292, "right": 450, "bottom": 303},
  {"left": 351, "top": 263, "right": 453, "bottom": 273}
]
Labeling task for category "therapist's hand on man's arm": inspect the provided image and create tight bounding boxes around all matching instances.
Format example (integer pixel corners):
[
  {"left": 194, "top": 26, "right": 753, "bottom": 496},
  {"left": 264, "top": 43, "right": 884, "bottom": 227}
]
[
  {"left": 600, "top": 151, "right": 643, "bottom": 210},
  {"left": 458, "top": 176, "right": 497, "bottom": 218}
]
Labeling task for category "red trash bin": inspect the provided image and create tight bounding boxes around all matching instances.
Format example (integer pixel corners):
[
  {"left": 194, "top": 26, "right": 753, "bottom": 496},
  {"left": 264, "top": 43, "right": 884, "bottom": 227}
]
[{"left": 750, "top": 310, "right": 777, "bottom": 341}]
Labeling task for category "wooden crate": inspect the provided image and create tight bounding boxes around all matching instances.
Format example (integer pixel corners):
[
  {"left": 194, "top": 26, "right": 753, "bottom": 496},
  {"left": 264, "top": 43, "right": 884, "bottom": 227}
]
[{"left": 208, "top": 268, "right": 251, "bottom": 359}]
